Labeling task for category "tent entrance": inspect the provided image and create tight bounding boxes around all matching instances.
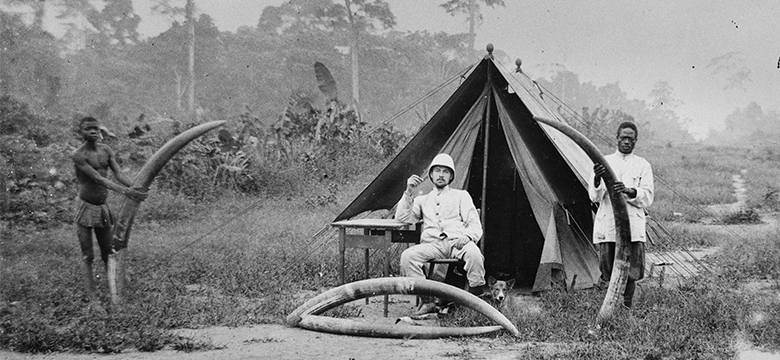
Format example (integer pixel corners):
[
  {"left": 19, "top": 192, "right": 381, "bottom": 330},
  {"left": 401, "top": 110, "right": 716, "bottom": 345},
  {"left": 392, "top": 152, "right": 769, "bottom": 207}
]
[{"left": 463, "top": 100, "right": 544, "bottom": 288}]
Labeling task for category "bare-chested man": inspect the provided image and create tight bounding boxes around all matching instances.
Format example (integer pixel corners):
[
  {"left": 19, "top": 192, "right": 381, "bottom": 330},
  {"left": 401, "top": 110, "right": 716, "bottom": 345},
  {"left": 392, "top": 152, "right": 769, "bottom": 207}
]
[{"left": 72, "top": 116, "right": 147, "bottom": 302}]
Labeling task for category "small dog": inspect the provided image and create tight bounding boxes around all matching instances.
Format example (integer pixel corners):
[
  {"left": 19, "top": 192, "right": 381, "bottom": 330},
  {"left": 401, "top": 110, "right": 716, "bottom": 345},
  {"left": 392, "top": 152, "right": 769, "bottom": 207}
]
[
  {"left": 487, "top": 276, "right": 545, "bottom": 315},
  {"left": 487, "top": 276, "right": 516, "bottom": 306}
]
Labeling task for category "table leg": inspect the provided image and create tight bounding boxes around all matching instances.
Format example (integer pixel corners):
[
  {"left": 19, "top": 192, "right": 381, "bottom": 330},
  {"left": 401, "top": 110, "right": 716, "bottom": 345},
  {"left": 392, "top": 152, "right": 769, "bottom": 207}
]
[
  {"left": 363, "top": 229, "right": 370, "bottom": 304},
  {"left": 364, "top": 248, "right": 370, "bottom": 305},
  {"left": 339, "top": 228, "right": 346, "bottom": 285},
  {"left": 383, "top": 231, "right": 392, "bottom": 317}
]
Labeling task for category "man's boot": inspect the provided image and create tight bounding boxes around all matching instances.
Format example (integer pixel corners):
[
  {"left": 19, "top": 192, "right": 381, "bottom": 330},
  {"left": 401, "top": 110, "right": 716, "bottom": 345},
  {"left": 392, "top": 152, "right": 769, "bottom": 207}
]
[{"left": 466, "top": 284, "right": 484, "bottom": 297}]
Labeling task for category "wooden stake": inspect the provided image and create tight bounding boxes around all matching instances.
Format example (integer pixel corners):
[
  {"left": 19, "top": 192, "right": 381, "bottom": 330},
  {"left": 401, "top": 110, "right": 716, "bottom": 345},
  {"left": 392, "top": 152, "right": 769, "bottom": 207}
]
[{"left": 107, "top": 251, "right": 124, "bottom": 305}]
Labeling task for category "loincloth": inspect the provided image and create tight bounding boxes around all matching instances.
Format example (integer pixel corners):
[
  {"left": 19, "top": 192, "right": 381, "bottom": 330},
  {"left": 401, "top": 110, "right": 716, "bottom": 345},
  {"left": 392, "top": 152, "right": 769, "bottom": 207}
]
[{"left": 74, "top": 198, "right": 115, "bottom": 228}]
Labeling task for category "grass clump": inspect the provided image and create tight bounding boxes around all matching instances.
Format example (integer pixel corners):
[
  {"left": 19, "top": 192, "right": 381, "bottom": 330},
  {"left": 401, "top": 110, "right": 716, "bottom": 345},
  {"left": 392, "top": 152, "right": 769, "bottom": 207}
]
[
  {"left": 0, "top": 301, "right": 175, "bottom": 353},
  {"left": 743, "top": 293, "right": 780, "bottom": 350},
  {"left": 711, "top": 228, "right": 780, "bottom": 283},
  {"left": 720, "top": 208, "right": 763, "bottom": 225}
]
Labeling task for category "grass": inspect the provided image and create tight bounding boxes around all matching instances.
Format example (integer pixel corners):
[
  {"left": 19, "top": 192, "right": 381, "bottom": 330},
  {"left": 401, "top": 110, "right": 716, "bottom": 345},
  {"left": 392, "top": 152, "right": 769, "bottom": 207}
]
[
  {"left": 710, "top": 227, "right": 780, "bottom": 283},
  {"left": 0, "top": 193, "right": 345, "bottom": 352},
  {"left": 440, "top": 278, "right": 773, "bottom": 359},
  {"left": 642, "top": 144, "right": 780, "bottom": 221},
  {"left": 1, "top": 143, "right": 779, "bottom": 356}
]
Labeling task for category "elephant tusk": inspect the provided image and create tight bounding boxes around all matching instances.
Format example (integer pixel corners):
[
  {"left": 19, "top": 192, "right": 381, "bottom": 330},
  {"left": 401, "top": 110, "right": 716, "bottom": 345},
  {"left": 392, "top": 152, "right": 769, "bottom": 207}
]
[
  {"left": 298, "top": 315, "right": 503, "bottom": 339},
  {"left": 111, "top": 120, "right": 226, "bottom": 251},
  {"left": 532, "top": 116, "right": 632, "bottom": 323},
  {"left": 286, "top": 277, "right": 521, "bottom": 338},
  {"left": 107, "top": 121, "right": 225, "bottom": 305}
]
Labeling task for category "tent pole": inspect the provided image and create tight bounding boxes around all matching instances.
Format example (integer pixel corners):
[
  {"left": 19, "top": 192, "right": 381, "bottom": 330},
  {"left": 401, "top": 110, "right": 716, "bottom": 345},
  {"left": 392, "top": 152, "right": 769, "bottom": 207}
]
[{"left": 479, "top": 89, "right": 492, "bottom": 255}]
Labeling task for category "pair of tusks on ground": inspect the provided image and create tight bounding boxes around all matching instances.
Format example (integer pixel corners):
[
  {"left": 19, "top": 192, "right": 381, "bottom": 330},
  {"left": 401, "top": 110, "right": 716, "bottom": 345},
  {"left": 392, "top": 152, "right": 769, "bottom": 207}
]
[{"left": 286, "top": 277, "right": 521, "bottom": 339}]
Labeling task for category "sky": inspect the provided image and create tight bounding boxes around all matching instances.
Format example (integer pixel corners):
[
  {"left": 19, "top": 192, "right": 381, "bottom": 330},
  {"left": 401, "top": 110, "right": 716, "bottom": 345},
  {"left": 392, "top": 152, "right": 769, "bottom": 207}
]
[{"left": 66, "top": 1, "right": 780, "bottom": 139}]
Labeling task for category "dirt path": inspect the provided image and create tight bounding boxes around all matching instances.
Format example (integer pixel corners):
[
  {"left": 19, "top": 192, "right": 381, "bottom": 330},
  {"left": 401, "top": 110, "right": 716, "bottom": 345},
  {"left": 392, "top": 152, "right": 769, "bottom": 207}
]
[
  {"left": 0, "top": 296, "right": 542, "bottom": 360},
  {"left": 702, "top": 168, "right": 748, "bottom": 222},
  {"left": 0, "top": 324, "right": 519, "bottom": 360}
]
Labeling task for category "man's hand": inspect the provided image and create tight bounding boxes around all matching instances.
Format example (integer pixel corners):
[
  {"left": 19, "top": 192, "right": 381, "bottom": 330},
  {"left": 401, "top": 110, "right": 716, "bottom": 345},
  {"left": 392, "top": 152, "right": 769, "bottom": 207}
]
[
  {"left": 124, "top": 187, "right": 148, "bottom": 202},
  {"left": 612, "top": 182, "right": 637, "bottom": 198},
  {"left": 451, "top": 236, "right": 471, "bottom": 250},
  {"left": 406, "top": 174, "right": 424, "bottom": 194},
  {"left": 593, "top": 163, "right": 606, "bottom": 187}
]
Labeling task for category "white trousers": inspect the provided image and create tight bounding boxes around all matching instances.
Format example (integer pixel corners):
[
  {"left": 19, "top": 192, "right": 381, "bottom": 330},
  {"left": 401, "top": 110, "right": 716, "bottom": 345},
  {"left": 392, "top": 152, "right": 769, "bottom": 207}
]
[{"left": 400, "top": 240, "right": 486, "bottom": 287}]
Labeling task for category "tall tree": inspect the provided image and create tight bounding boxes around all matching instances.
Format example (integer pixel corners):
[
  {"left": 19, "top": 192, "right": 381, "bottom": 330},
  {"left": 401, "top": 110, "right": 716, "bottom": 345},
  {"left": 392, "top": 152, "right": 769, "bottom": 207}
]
[
  {"left": 260, "top": 0, "right": 394, "bottom": 110},
  {"left": 185, "top": 0, "right": 195, "bottom": 121},
  {"left": 440, "top": 0, "right": 505, "bottom": 50},
  {"left": 712, "top": 102, "right": 780, "bottom": 145},
  {"left": 153, "top": 0, "right": 197, "bottom": 122},
  {"left": 53, "top": 0, "right": 140, "bottom": 52},
  {"left": 96, "top": 0, "right": 141, "bottom": 48},
  {"left": 344, "top": 0, "right": 360, "bottom": 105},
  {"left": 342, "top": 0, "right": 395, "bottom": 107}
]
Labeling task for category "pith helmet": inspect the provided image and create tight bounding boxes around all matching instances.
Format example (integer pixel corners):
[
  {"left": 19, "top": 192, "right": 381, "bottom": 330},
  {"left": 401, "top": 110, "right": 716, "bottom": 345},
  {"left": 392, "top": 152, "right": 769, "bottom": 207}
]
[{"left": 428, "top": 153, "right": 455, "bottom": 182}]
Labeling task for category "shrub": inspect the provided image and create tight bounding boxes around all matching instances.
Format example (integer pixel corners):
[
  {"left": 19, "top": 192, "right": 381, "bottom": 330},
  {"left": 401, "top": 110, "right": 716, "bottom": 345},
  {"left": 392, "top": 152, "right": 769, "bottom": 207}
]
[{"left": 721, "top": 208, "right": 762, "bottom": 225}]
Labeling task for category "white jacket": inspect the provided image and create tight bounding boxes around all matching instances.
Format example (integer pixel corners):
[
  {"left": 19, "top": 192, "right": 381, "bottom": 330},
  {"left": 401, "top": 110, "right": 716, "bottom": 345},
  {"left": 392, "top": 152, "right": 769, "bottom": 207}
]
[
  {"left": 395, "top": 185, "right": 483, "bottom": 244},
  {"left": 588, "top": 152, "right": 654, "bottom": 243}
]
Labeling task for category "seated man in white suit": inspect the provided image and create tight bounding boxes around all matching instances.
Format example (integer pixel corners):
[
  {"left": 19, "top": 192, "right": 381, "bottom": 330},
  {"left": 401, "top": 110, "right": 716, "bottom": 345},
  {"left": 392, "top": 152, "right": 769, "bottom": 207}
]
[{"left": 396, "top": 153, "right": 485, "bottom": 315}]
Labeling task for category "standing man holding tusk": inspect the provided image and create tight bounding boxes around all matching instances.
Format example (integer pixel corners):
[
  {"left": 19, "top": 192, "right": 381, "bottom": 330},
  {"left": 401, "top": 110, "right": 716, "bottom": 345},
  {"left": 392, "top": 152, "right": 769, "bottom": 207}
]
[
  {"left": 589, "top": 121, "right": 654, "bottom": 308},
  {"left": 71, "top": 116, "right": 147, "bottom": 307}
]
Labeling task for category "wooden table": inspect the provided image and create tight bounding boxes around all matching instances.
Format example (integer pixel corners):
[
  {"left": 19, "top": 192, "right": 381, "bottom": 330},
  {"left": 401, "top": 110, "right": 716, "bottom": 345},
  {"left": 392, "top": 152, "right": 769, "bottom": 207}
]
[{"left": 330, "top": 218, "right": 419, "bottom": 317}]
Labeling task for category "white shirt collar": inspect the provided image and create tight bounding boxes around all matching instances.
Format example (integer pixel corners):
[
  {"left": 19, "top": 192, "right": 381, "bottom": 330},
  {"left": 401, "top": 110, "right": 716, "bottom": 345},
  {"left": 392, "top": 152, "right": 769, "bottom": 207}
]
[
  {"left": 434, "top": 185, "right": 451, "bottom": 194},
  {"left": 613, "top": 151, "right": 635, "bottom": 160}
]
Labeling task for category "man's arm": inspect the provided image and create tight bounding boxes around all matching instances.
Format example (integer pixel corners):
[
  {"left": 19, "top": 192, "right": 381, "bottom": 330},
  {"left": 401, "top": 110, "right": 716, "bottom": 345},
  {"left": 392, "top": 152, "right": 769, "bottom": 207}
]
[
  {"left": 395, "top": 192, "right": 421, "bottom": 223},
  {"left": 462, "top": 193, "right": 482, "bottom": 241},
  {"left": 72, "top": 151, "right": 131, "bottom": 196},
  {"left": 72, "top": 150, "right": 147, "bottom": 202},
  {"left": 395, "top": 175, "right": 423, "bottom": 223},
  {"left": 450, "top": 193, "right": 482, "bottom": 249},
  {"left": 588, "top": 163, "right": 607, "bottom": 203},
  {"left": 626, "top": 161, "right": 654, "bottom": 209},
  {"left": 105, "top": 145, "right": 147, "bottom": 202}
]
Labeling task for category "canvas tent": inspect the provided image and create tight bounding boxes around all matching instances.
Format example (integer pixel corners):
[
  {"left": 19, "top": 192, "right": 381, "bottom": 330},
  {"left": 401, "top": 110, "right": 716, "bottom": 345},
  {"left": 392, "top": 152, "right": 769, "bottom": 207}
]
[{"left": 334, "top": 54, "right": 601, "bottom": 292}]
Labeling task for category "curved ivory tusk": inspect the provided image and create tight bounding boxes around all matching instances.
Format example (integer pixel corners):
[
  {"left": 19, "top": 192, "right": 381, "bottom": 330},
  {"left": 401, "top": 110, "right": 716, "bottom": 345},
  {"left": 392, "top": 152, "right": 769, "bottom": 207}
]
[
  {"left": 106, "top": 121, "right": 225, "bottom": 305},
  {"left": 299, "top": 315, "right": 503, "bottom": 339},
  {"left": 286, "top": 277, "right": 521, "bottom": 338},
  {"left": 111, "top": 120, "right": 226, "bottom": 251},
  {"left": 532, "top": 116, "right": 631, "bottom": 323}
]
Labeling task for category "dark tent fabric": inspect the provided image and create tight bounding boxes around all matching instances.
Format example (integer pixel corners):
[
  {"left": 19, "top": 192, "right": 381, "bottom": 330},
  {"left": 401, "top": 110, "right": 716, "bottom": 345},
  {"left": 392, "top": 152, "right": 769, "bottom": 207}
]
[{"left": 335, "top": 55, "right": 600, "bottom": 291}]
